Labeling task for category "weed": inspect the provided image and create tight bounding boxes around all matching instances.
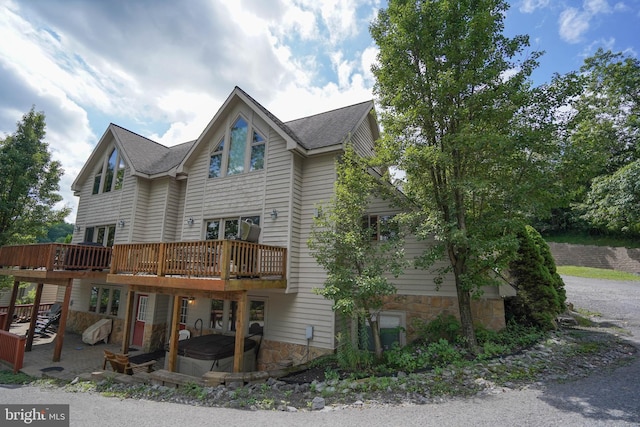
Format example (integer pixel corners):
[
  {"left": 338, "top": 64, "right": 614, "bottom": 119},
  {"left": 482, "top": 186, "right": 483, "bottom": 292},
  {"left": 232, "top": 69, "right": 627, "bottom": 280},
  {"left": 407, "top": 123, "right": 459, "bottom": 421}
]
[{"left": 0, "top": 370, "right": 33, "bottom": 385}]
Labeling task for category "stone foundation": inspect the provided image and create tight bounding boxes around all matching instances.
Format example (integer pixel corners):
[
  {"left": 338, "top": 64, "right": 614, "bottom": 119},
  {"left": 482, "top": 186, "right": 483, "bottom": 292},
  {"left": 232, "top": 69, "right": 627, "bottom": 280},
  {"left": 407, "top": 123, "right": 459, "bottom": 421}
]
[
  {"left": 257, "top": 339, "right": 333, "bottom": 371},
  {"left": 143, "top": 322, "right": 167, "bottom": 352},
  {"left": 383, "top": 295, "right": 506, "bottom": 342},
  {"left": 65, "top": 310, "right": 125, "bottom": 344}
]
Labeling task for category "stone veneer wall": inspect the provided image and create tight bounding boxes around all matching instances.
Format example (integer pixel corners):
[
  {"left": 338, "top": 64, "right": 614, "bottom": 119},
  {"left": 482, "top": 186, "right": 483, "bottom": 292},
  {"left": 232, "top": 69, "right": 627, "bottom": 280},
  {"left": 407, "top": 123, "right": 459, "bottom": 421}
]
[
  {"left": 548, "top": 242, "right": 640, "bottom": 274},
  {"left": 258, "top": 339, "right": 333, "bottom": 371},
  {"left": 65, "top": 310, "right": 125, "bottom": 344},
  {"left": 384, "top": 294, "right": 506, "bottom": 342},
  {"left": 143, "top": 322, "right": 167, "bottom": 352}
]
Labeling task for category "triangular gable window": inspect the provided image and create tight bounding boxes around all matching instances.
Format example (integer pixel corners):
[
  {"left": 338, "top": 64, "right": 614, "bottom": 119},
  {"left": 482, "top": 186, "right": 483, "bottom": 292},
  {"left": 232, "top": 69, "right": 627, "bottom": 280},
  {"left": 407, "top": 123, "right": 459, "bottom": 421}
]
[{"left": 208, "top": 115, "right": 266, "bottom": 179}]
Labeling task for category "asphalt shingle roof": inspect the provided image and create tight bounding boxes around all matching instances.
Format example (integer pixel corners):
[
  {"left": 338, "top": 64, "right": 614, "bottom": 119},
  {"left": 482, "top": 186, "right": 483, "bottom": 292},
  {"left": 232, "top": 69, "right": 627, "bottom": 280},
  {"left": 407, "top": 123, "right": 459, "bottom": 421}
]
[{"left": 111, "top": 88, "right": 374, "bottom": 176}]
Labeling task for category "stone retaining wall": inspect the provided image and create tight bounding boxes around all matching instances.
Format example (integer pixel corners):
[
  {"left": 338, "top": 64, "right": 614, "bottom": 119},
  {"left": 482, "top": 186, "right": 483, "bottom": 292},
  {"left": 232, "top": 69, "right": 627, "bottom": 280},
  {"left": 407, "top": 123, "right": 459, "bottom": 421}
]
[{"left": 548, "top": 242, "right": 640, "bottom": 275}]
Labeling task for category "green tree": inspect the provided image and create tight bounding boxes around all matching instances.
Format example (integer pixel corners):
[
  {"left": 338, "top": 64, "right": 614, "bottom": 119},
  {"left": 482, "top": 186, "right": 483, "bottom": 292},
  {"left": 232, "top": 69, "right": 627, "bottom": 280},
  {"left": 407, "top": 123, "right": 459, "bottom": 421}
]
[
  {"left": 370, "top": 0, "right": 569, "bottom": 350},
  {"left": 37, "top": 222, "right": 75, "bottom": 243},
  {"left": 506, "top": 225, "right": 565, "bottom": 330},
  {"left": 308, "top": 146, "right": 405, "bottom": 362},
  {"left": 0, "top": 108, "right": 69, "bottom": 247},
  {"left": 578, "top": 160, "right": 640, "bottom": 236},
  {"left": 552, "top": 49, "right": 640, "bottom": 228}
]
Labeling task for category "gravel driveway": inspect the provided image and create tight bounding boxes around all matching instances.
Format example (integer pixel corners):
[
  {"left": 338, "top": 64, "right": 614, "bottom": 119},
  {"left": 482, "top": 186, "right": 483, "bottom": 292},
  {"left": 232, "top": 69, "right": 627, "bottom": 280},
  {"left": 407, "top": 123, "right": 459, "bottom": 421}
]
[{"left": 1, "top": 276, "right": 639, "bottom": 426}]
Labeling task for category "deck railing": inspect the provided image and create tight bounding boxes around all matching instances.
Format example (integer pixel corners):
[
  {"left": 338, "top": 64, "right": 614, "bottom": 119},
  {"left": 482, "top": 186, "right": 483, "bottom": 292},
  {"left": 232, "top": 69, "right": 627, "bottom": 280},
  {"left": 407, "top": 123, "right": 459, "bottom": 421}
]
[
  {"left": 0, "top": 243, "right": 111, "bottom": 271},
  {"left": 0, "top": 330, "right": 26, "bottom": 373},
  {"left": 111, "top": 240, "right": 287, "bottom": 279},
  {"left": 0, "top": 303, "right": 54, "bottom": 323}
]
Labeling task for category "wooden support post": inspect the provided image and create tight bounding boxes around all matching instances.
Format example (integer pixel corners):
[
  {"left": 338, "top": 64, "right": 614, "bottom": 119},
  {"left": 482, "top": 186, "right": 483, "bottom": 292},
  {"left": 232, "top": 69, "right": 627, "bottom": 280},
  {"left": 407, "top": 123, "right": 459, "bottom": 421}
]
[
  {"left": 3, "top": 280, "right": 20, "bottom": 331},
  {"left": 25, "top": 282, "right": 44, "bottom": 351},
  {"left": 233, "top": 291, "right": 247, "bottom": 373},
  {"left": 121, "top": 288, "right": 135, "bottom": 354},
  {"left": 221, "top": 240, "right": 231, "bottom": 280},
  {"left": 53, "top": 279, "right": 72, "bottom": 362},
  {"left": 167, "top": 295, "right": 181, "bottom": 372}
]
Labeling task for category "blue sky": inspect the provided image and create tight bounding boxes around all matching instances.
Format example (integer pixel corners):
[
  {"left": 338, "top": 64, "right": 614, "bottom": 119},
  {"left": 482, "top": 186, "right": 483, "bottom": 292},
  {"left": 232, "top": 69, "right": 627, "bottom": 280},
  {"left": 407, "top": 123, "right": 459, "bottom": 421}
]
[{"left": 0, "top": 0, "right": 638, "bottom": 223}]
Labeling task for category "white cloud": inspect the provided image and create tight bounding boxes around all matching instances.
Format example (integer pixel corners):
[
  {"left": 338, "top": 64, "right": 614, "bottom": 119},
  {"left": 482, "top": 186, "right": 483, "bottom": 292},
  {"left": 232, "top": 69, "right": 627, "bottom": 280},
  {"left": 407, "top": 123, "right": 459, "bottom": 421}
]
[
  {"left": 559, "top": 8, "right": 590, "bottom": 43},
  {"left": 584, "top": 0, "right": 611, "bottom": 15},
  {"left": 520, "top": 0, "right": 551, "bottom": 13}
]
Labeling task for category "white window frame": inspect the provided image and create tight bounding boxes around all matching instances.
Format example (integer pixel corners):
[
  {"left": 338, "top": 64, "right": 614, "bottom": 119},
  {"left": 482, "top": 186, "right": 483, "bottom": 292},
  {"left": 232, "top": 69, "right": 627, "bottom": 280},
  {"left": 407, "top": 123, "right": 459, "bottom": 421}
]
[{"left": 208, "top": 114, "right": 266, "bottom": 179}]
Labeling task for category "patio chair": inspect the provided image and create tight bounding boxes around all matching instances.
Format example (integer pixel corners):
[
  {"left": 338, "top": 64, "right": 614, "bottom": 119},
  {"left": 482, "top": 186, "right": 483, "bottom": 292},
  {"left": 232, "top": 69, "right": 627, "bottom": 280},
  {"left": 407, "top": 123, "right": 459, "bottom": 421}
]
[
  {"left": 102, "top": 350, "right": 156, "bottom": 375},
  {"left": 34, "top": 303, "right": 62, "bottom": 336}
]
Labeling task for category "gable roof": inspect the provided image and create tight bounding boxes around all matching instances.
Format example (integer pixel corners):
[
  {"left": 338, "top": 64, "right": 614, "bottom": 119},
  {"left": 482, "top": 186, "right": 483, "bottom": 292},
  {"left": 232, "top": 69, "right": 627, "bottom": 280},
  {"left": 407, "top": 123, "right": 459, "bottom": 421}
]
[
  {"left": 110, "top": 124, "right": 195, "bottom": 176},
  {"left": 285, "top": 100, "right": 374, "bottom": 150},
  {"left": 74, "top": 87, "right": 376, "bottom": 191}
]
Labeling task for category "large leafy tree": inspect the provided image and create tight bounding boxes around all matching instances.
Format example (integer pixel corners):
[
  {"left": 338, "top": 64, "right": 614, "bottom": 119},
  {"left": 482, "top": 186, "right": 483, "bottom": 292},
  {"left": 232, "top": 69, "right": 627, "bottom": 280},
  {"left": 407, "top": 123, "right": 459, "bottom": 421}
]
[
  {"left": 0, "top": 108, "right": 69, "bottom": 247},
  {"left": 308, "top": 146, "right": 405, "bottom": 361},
  {"left": 578, "top": 160, "right": 640, "bottom": 235},
  {"left": 370, "top": 0, "right": 570, "bottom": 350},
  {"left": 556, "top": 49, "right": 640, "bottom": 213}
]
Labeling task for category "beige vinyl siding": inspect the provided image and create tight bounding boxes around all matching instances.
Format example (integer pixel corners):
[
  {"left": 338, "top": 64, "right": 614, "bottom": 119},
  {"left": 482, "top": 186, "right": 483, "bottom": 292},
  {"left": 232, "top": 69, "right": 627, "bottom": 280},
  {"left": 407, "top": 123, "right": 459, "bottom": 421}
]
[
  {"left": 131, "top": 178, "right": 151, "bottom": 242},
  {"left": 350, "top": 114, "right": 376, "bottom": 159},
  {"left": 262, "top": 130, "right": 292, "bottom": 247},
  {"left": 286, "top": 154, "right": 304, "bottom": 293},
  {"left": 140, "top": 178, "right": 170, "bottom": 242},
  {"left": 72, "top": 149, "right": 136, "bottom": 245},
  {"left": 366, "top": 197, "right": 501, "bottom": 298},
  {"left": 167, "top": 179, "right": 186, "bottom": 241},
  {"left": 275, "top": 153, "right": 338, "bottom": 349}
]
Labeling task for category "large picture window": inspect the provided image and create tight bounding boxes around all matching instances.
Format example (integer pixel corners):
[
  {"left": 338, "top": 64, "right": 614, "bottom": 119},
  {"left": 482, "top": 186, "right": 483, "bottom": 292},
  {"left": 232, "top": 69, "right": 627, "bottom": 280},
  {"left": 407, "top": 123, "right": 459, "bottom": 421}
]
[
  {"left": 93, "top": 147, "right": 125, "bottom": 194},
  {"left": 208, "top": 115, "right": 266, "bottom": 179}
]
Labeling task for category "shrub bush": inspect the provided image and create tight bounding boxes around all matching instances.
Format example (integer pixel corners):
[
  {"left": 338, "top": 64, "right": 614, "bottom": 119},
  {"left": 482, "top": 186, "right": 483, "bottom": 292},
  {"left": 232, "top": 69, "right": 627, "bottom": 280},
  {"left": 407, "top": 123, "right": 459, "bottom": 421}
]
[{"left": 506, "top": 225, "right": 567, "bottom": 330}]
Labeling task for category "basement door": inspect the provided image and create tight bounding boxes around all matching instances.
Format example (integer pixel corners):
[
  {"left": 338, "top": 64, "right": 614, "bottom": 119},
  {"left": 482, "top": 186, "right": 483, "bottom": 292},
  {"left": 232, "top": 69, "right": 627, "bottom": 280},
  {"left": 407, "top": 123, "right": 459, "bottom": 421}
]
[{"left": 132, "top": 294, "right": 148, "bottom": 347}]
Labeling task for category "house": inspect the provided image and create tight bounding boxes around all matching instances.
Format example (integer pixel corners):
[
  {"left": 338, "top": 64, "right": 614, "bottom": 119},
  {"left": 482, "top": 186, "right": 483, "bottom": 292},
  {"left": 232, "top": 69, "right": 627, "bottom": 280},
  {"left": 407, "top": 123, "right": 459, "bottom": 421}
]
[{"left": 0, "top": 87, "right": 507, "bottom": 373}]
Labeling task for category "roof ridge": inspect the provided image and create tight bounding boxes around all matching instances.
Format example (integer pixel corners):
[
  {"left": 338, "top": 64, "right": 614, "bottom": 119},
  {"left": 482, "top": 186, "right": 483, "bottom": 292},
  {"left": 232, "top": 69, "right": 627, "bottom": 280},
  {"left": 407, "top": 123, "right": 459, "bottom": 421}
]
[
  {"left": 109, "top": 123, "right": 170, "bottom": 149},
  {"left": 285, "top": 99, "right": 373, "bottom": 124}
]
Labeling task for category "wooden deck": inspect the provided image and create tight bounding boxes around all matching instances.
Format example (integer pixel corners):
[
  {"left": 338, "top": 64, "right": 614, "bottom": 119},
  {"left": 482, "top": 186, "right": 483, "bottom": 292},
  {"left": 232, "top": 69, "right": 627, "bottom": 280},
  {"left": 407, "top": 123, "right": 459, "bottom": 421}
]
[
  {"left": 0, "top": 240, "right": 287, "bottom": 371},
  {"left": 0, "top": 240, "right": 287, "bottom": 291}
]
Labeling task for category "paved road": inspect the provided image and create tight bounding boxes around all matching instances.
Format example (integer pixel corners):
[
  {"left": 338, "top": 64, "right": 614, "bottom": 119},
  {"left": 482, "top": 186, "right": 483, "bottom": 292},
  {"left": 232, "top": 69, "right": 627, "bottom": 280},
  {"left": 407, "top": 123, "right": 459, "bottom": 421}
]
[{"left": 1, "top": 276, "right": 639, "bottom": 426}]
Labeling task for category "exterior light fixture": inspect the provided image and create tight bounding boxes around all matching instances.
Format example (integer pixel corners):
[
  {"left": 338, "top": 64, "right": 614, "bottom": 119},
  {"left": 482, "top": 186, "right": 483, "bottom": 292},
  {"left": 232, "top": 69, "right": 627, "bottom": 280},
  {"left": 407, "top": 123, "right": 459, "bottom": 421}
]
[
  {"left": 270, "top": 209, "right": 278, "bottom": 220},
  {"left": 74, "top": 224, "right": 81, "bottom": 232},
  {"left": 187, "top": 217, "right": 194, "bottom": 226},
  {"left": 118, "top": 220, "right": 125, "bottom": 228}
]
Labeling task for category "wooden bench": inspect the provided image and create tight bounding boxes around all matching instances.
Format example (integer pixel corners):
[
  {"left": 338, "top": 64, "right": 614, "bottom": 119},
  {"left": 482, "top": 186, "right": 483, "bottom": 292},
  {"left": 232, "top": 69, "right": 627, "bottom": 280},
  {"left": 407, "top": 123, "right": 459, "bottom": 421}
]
[{"left": 103, "top": 350, "right": 156, "bottom": 375}]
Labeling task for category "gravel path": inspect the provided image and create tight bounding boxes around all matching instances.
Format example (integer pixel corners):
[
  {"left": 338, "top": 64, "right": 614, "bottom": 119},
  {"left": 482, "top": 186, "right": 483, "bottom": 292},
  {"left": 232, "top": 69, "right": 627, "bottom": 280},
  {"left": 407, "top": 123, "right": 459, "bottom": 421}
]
[{"left": 1, "top": 276, "right": 639, "bottom": 426}]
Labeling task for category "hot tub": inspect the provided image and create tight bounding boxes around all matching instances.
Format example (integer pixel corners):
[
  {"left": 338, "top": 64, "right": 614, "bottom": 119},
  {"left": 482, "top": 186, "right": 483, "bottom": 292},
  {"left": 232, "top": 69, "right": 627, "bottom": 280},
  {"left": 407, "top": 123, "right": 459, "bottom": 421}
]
[{"left": 165, "top": 334, "right": 257, "bottom": 376}]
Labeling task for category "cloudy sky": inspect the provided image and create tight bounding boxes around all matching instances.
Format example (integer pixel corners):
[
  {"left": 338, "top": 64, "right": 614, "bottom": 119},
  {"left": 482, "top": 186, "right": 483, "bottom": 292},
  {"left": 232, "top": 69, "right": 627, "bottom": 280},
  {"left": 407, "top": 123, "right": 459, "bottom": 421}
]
[{"left": 0, "top": 0, "right": 638, "bottom": 223}]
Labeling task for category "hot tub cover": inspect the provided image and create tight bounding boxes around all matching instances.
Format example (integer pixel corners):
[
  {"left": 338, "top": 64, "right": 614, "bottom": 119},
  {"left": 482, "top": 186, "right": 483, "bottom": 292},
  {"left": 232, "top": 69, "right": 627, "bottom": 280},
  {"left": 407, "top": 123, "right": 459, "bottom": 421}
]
[{"left": 169, "top": 334, "right": 256, "bottom": 360}]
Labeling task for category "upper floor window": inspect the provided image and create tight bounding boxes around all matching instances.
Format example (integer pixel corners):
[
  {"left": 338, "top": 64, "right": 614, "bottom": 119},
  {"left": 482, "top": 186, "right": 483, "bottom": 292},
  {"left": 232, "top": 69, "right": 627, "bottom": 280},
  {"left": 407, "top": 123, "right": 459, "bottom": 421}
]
[
  {"left": 362, "top": 215, "right": 398, "bottom": 241},
  {"left": 93, "top": 148, "right": 125, "bottom": 194},
  {"left": 209, "top": 116, "right": 266, "bottom": 178}
]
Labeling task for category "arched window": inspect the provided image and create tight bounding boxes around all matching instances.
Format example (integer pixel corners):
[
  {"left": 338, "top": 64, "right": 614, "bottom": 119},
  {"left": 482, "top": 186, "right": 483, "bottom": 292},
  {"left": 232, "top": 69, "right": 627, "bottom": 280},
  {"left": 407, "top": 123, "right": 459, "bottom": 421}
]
[
  {"left": 93, "top": 148, "right": 125, "bottom": 194},
  {"left": 208, "top": 116, "right": 266, "bottom": 179}
]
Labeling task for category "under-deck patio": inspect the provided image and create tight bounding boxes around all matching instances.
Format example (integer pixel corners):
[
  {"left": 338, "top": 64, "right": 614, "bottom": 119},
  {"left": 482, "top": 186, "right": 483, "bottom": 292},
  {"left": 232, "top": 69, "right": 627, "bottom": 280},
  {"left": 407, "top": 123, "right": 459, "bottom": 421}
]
[{"left": 0, "top": 240, "right": 287, "bottom": 374}]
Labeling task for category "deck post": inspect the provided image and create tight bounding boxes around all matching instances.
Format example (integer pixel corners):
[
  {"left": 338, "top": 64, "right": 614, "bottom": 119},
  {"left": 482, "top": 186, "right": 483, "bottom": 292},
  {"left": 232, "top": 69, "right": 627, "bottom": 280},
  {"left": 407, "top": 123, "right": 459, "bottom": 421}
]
[
  {"left": 3, "top": 280, "right": 20, "bottom": 331},
  {"left": 167, "top": 295, "right": 181, "bottom": 372},
  {"left": 221, "top": 240, "right": 231, "bottom": 280},
  {"left": 121, "top": 288, "right": 135, "bottom": 354},
  {"left": 157, "top": 243, "right": 166, "bottom": 277},
  {"left": 25, "top": 282, "right": 44, "bottom": 351},
  {"left": 233, "top": 291, "right": 247, "bottom": 373},
  {"left": 53, "top": 279, "right": 72, "bottom": 362}
]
